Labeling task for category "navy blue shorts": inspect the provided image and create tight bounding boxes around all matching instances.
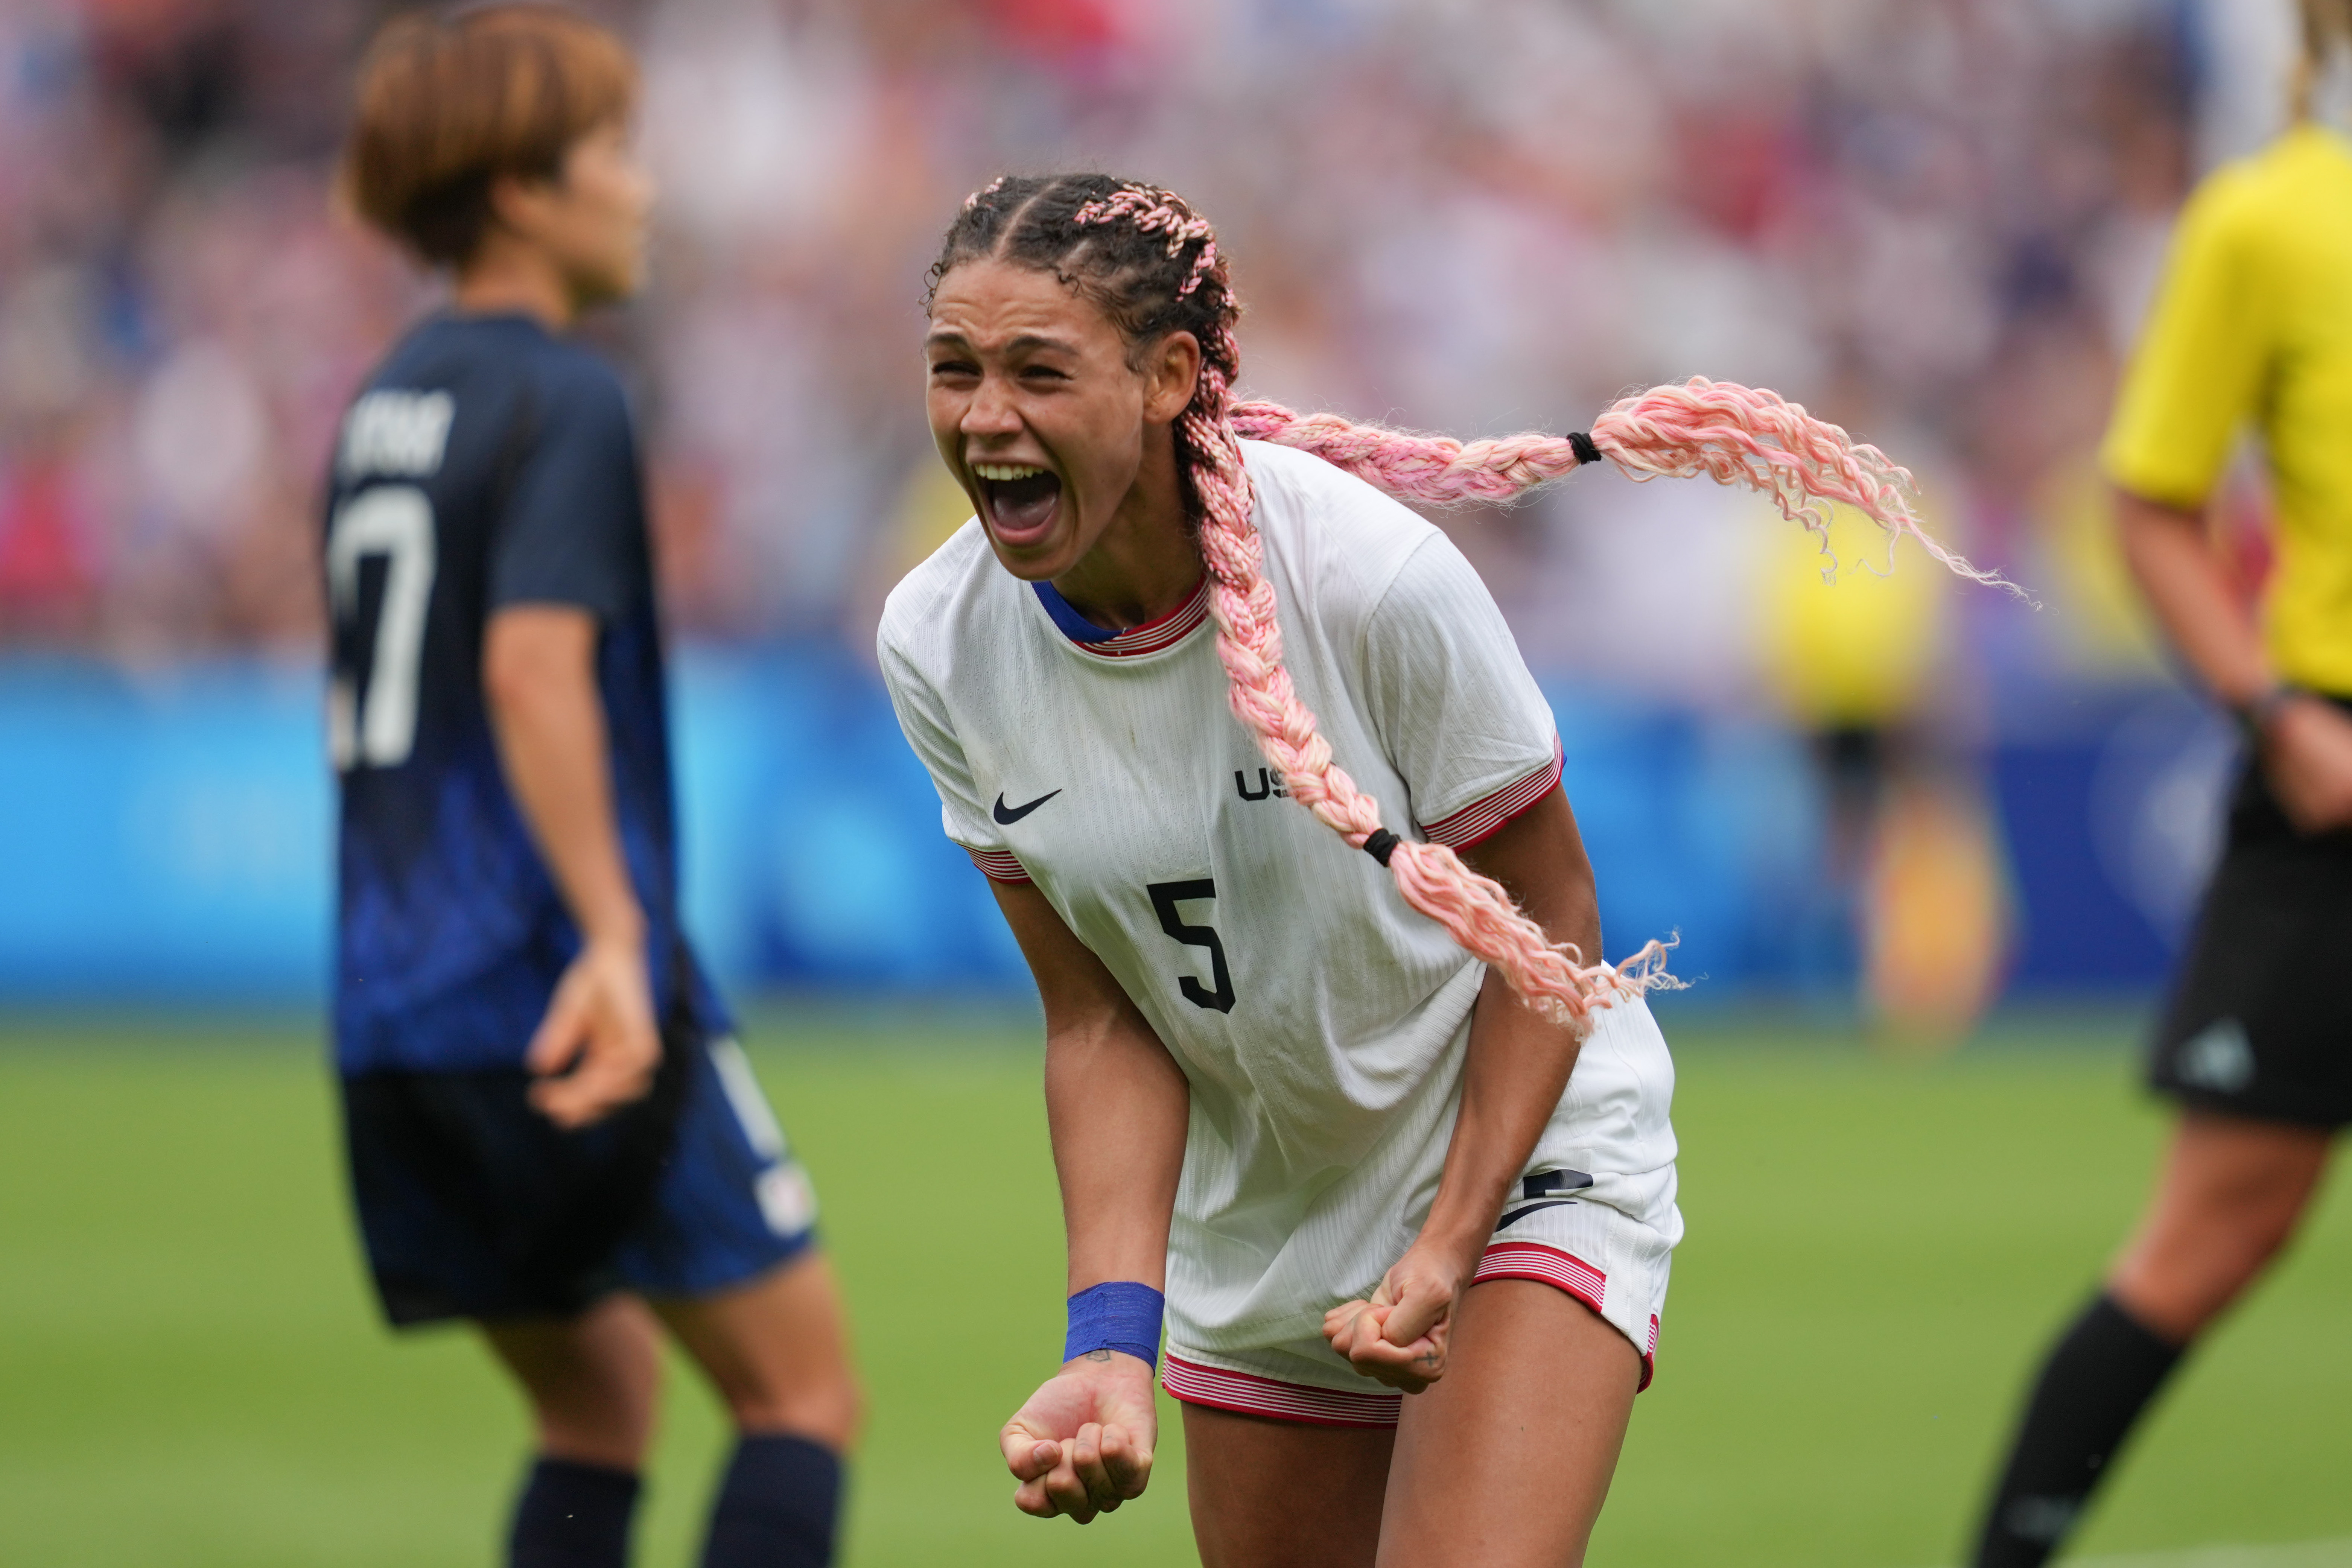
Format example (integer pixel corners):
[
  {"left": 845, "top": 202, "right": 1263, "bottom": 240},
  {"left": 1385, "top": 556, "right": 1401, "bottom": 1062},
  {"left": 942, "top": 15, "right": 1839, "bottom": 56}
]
[{"left": 342, "top": 1034, "right": 819, "bottom": 1325}]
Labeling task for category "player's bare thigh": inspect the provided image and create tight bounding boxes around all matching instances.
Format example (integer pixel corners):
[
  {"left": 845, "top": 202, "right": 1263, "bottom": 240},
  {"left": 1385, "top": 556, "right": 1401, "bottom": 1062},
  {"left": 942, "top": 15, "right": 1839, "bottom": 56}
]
[
  {"left": 1379, "top": 1279, "right": 1641, "bottom": 1568},
  {"left": 1183, "top": 1402, "right": 1394, "bottom": 1568},
  {"left": 480, "top": 1293, "right": 665, "bottom": 1469},
  {"left": 650, "top": 1249, "right": 861, "bottom": 1449}
]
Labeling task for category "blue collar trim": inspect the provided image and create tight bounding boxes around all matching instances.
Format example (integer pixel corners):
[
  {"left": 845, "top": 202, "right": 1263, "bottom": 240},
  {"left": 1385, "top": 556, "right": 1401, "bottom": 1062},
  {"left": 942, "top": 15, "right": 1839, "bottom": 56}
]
[{"left": 1032, "top": 580, "right": 1120, "bottom": 643}]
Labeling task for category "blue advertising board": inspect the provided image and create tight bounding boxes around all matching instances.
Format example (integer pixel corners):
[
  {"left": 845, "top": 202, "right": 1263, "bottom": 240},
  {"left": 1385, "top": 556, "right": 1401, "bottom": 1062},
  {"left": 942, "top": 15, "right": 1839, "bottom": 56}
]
[{"left": 0, "top": 652, "right": 2224, "bottom": 1006}]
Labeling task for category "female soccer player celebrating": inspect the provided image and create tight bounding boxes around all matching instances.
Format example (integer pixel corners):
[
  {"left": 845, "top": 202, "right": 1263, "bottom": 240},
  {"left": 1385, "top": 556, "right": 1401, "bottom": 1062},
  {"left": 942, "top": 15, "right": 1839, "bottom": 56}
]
[
  {"left": 881, "top": 174, "right": 1986, "bottom": 1565},
  {"left": 1969, "top": 7, "right": 2352, "bottom": 1564}
]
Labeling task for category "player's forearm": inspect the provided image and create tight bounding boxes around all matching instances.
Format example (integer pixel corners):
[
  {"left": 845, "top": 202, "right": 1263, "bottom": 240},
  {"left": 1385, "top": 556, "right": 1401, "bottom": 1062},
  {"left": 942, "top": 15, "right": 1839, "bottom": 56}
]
[
  {"left": 1044, "top": 1008, "right": 1188, "bottom": 1293},
  {"left": 2116, "top": 485, "right": 2274, "bottom": 709},
  {"left": 1422, "top": 969, "right": 1581, "bottom": 1257},
  {"left": 484, "top": 606, "right": 646, "bottom": 947},
  {"left": 990, "top": 881, "right": 1188, "bottom": 1293},
  {"left": 1423, "top": 791, "right": 1603, "bottom": 1258}
]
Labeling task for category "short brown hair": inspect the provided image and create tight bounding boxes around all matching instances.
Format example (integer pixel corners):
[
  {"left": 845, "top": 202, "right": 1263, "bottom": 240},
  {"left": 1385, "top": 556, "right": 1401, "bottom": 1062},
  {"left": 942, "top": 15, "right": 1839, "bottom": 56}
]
[
  {"left": 2308, "top": 0, "right": 2352, "bottom": 53},
  {"left": 2300, "top": 0, "right": 2352, "bottom": 116},
  {"left": 342, "top": 5, "right": 637, "bottom": 266}
]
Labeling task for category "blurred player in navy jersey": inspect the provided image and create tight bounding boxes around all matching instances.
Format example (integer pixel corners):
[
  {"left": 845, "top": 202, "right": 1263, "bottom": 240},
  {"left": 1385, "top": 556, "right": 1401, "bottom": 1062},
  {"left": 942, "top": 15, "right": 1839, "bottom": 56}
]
[{"left": 326, "top": 11, "right": 855, "bottom": 1566}]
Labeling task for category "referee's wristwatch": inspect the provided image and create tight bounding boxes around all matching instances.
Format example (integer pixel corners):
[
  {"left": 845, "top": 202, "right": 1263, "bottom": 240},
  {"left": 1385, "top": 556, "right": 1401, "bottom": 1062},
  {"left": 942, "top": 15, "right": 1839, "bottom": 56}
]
[{"left": 2232, "top": 680, "right": 2303, "bottom": 739}]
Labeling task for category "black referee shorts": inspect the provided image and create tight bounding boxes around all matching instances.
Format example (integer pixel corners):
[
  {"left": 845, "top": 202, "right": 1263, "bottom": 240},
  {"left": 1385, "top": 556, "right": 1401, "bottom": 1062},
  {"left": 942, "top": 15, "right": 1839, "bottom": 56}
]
[{"left": 2151, "top": 749, "right": 2352, "bottom": 1129}]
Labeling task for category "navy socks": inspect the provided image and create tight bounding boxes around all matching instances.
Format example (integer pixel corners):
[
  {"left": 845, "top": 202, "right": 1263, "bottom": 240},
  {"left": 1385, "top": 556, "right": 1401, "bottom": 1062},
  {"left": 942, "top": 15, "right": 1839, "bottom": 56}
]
[
  {"left": 1971, "top": 1293, "right": 2186, "bottom": 1568},
  {"left": 509, "top": 1456, "right": 641, "bottom": 1568},
  {"left": 701, "top": 1434, "right": 844, "bottom": 1568},
  {"left": 504, "top": 1435, "right": 840, "bottom": 1566}
]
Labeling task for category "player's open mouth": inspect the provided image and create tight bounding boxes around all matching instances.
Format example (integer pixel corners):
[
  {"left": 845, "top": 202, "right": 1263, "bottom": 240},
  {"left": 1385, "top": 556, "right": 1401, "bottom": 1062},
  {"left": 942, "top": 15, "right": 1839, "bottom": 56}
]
[{"left": 973, "top": 462, "right": 1062, "bottom": 546}]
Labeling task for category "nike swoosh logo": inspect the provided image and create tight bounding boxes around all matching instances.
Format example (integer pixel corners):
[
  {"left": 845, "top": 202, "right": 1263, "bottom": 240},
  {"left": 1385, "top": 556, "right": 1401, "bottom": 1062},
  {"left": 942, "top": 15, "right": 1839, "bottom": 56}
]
[{"left": 993, "top": 789, "right": 1062, "bottom": 824}]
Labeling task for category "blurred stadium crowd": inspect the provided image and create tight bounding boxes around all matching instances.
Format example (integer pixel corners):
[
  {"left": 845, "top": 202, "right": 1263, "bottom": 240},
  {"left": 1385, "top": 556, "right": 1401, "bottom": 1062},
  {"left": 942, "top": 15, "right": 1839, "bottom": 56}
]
[
  {"left": 0, "top": 0, "right": 2264, "bottom": 689},
  {"left": 0, "top": 0, "right": 2326, "bottom": 1016}
]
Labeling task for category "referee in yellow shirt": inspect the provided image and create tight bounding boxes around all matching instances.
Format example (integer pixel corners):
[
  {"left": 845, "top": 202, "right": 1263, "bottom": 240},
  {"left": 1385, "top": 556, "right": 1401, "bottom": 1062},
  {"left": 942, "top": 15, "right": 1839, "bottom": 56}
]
[{"left": 1971, "top": 7, "right": 2351, "bottom": 1563}]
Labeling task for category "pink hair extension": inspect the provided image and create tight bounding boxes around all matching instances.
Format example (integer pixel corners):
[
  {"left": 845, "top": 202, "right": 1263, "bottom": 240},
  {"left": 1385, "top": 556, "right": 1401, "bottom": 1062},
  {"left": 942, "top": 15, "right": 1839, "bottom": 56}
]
[
  {"left": 1051, "top": 180, "right": 2031, "bottom": 1025},
  {"left": 1073, "top": 186, "right": 1222, "bottom": 296},
  {"left": 1233, "top": 380, "right": 2020, "bottom": 595},
  {"left": 1067, "top": 182, "right": 1663, "bottom": 1028}
]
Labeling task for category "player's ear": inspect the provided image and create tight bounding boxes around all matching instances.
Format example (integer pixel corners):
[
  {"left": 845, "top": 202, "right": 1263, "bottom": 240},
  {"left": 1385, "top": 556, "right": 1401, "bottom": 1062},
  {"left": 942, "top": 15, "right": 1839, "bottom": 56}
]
[
  {"left": 485, "top": 168, "right": 561, "bottom": 243},
  {"left": 1142, "top": 330, "right": 1201, "bottom": 424}
]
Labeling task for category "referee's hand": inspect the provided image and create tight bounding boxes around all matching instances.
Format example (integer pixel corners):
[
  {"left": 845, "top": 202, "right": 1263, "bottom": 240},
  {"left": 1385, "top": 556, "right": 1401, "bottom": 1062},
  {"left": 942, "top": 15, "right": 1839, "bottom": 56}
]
[
  {"left": 525, "top": 937, "right": 661, "bottom": 1128},
  {"left": 2264, "top": 695, "right": 2352, "bottom": 833},
  {"left": 1000, "top": 1353, "right": 1157, "bottom": 1523},
  {"left": 1323, "top": 1242, "right": 1465, "bottom": 1393}
]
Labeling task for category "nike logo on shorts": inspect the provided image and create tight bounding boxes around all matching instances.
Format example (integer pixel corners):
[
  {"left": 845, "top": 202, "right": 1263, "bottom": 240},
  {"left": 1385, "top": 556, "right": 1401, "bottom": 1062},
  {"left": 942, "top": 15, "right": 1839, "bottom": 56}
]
[
  {"left": 994, "top": 789, "right": 1062, "bottom": 824},
  {"left": 1497, "top": 1168, "right": 1594, "bottom": 1230}
]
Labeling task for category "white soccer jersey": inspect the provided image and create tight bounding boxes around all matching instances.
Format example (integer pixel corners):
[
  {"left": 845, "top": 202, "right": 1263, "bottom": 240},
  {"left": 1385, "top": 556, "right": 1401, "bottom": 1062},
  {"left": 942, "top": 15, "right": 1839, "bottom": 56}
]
[{"left": 879, "top": 440, "right": 1680, "bottom": 1389}]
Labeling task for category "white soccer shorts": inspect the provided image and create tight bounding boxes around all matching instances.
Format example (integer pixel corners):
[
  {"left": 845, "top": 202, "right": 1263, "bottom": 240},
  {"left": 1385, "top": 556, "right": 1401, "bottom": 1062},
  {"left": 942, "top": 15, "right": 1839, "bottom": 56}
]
[{"left": 1162, "top": 1169, "right": 1676, "bottom": 1428}]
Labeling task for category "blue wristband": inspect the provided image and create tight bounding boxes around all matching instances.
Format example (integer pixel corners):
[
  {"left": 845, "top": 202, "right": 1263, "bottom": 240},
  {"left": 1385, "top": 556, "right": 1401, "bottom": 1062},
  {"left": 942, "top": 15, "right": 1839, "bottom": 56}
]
[{"left": 1064, "top": 1281, "right": 1164, "bottom": 1372}]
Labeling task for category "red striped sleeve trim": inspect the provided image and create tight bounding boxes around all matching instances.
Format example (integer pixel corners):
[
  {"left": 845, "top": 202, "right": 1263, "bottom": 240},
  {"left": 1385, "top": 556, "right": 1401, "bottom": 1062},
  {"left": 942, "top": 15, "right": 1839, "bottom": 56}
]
[
  {"left": 1472, "top": 1241, "right": 1655, "bottom": 1392},
  {"left": 1071, "top": 575, "right": 1212, "bottom": 659},
  {"left": 962, "top": 846, "right": 1031, "bottom": 884},
  {"left": 1161, "top": 1353, "right": 1402, "bottom": 1429},
  {"left": 1419, "top": 738, "right": 1565, "bottom": 849}
]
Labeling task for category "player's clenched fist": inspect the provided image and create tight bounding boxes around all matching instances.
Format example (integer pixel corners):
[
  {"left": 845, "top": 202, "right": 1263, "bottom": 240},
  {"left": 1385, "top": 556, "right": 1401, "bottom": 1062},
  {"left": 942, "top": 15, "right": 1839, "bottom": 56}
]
[
  {"left": 1000, "top": 1351, "right": 1157, "bottom": 1523},
  {"left": 1322, "top": 1241, "right": 1467, "bottom": 1394}
]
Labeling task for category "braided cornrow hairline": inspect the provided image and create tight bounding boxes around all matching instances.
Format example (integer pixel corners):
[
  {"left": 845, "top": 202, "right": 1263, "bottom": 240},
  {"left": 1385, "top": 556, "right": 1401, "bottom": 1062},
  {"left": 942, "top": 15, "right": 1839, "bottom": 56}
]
[
  {"left": 932, "top": 173, "right": 2013, "bottom": 1028},
  {"left": 928, "top": 175, "right": 1239, "bottom": 376}
]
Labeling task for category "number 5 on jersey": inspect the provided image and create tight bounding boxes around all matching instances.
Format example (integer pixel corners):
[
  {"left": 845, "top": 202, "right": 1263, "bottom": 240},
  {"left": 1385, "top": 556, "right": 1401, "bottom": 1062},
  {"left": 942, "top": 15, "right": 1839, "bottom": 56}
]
[
  {"left": 1148, "top": 879, "right": 1235, "bottom": 1013},
  {"left": 327, "top": 485, "right": 437, "bottom": 770}
]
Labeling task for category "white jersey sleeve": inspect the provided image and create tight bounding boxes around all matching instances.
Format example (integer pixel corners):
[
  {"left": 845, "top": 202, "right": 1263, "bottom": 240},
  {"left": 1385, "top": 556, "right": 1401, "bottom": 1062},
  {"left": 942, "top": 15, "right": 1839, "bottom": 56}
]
[
  {"left": 876, "top": 535, "right": 1026, "bottom": 882},
  {"left": 1358, "top": 532, "right": 1561, "bottom": 848}
]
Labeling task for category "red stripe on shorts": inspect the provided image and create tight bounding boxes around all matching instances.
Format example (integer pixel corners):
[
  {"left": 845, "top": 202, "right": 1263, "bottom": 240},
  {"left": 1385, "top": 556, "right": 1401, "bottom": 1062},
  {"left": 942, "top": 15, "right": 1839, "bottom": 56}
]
[
  {"left": 1472, "top": 1240, "right": 1606, "bottom": 1313},
  {"left": 1474, "top": 1239, "right": 1656, "bottom": 1392},
  {"left": 1165, "top": 1241, "right": 1657, "bottom": 1427},
  {"left": 1161, "top": 1353, "right": 1402, "bottom": 1429},
  {"left": 963, "top": 846, "right": 1031, "bottom": 884}
]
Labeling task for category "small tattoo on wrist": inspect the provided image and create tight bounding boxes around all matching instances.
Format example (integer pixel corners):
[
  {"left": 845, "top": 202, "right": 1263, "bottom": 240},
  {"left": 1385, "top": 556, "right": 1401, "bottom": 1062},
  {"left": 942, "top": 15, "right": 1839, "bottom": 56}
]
[{"left": 1082, "top": 1348, "right": 1112, "bottom": 1361}]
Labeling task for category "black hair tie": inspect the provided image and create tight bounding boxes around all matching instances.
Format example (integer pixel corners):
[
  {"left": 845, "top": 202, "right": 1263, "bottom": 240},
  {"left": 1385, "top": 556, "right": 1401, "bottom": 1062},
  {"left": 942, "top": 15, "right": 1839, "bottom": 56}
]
[
  {"left": 1567, "top": 430, "right": 1601, "bottom": 467},
  {"left": 1363, "top": 829, "right": 1400, "bottom": 866}
]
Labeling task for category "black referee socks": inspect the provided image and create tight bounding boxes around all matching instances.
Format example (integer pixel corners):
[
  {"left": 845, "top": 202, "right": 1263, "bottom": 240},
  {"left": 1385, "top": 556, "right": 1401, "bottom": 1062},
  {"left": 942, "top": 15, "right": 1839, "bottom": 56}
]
[
  {"left": 509, "top": 1455, "right": 641, "bottom": 1568},
  {"left": 700, "top": 1433, "right": 844, "bottom": 1568},
  {"left": 1970, "top": 1292, "right": 2186, "bottom": 1568}
]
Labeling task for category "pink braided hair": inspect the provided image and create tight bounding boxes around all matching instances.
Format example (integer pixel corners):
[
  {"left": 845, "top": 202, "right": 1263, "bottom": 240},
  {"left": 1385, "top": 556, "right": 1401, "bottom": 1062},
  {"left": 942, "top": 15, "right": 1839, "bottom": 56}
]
[
  {"left": 1039, "top": 180, "right": 2006, "bottom": 1028},
  {"left": 1229, "top": 390, "right": 2017, "bottom": 593}
]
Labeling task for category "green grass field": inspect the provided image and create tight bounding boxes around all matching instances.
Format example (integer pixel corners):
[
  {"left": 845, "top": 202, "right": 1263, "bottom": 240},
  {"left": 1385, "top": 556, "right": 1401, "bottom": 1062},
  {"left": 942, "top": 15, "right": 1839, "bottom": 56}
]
[{"left": 1, "top": 1007, "right": 2346, "bottom": 1568}]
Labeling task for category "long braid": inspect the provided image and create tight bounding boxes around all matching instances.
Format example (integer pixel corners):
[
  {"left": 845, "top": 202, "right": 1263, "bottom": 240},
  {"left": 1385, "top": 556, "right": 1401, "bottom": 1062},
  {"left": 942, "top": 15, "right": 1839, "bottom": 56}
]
[
  {"left": 1061, "top": 183, "right": 1655, "bottom": 1025},
  {"left": 933, "top": 175, "right": 2009, "bottom": 1028},
  {"left": 1232, "top": 387, "right": 2017, "bottom": 593}
]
